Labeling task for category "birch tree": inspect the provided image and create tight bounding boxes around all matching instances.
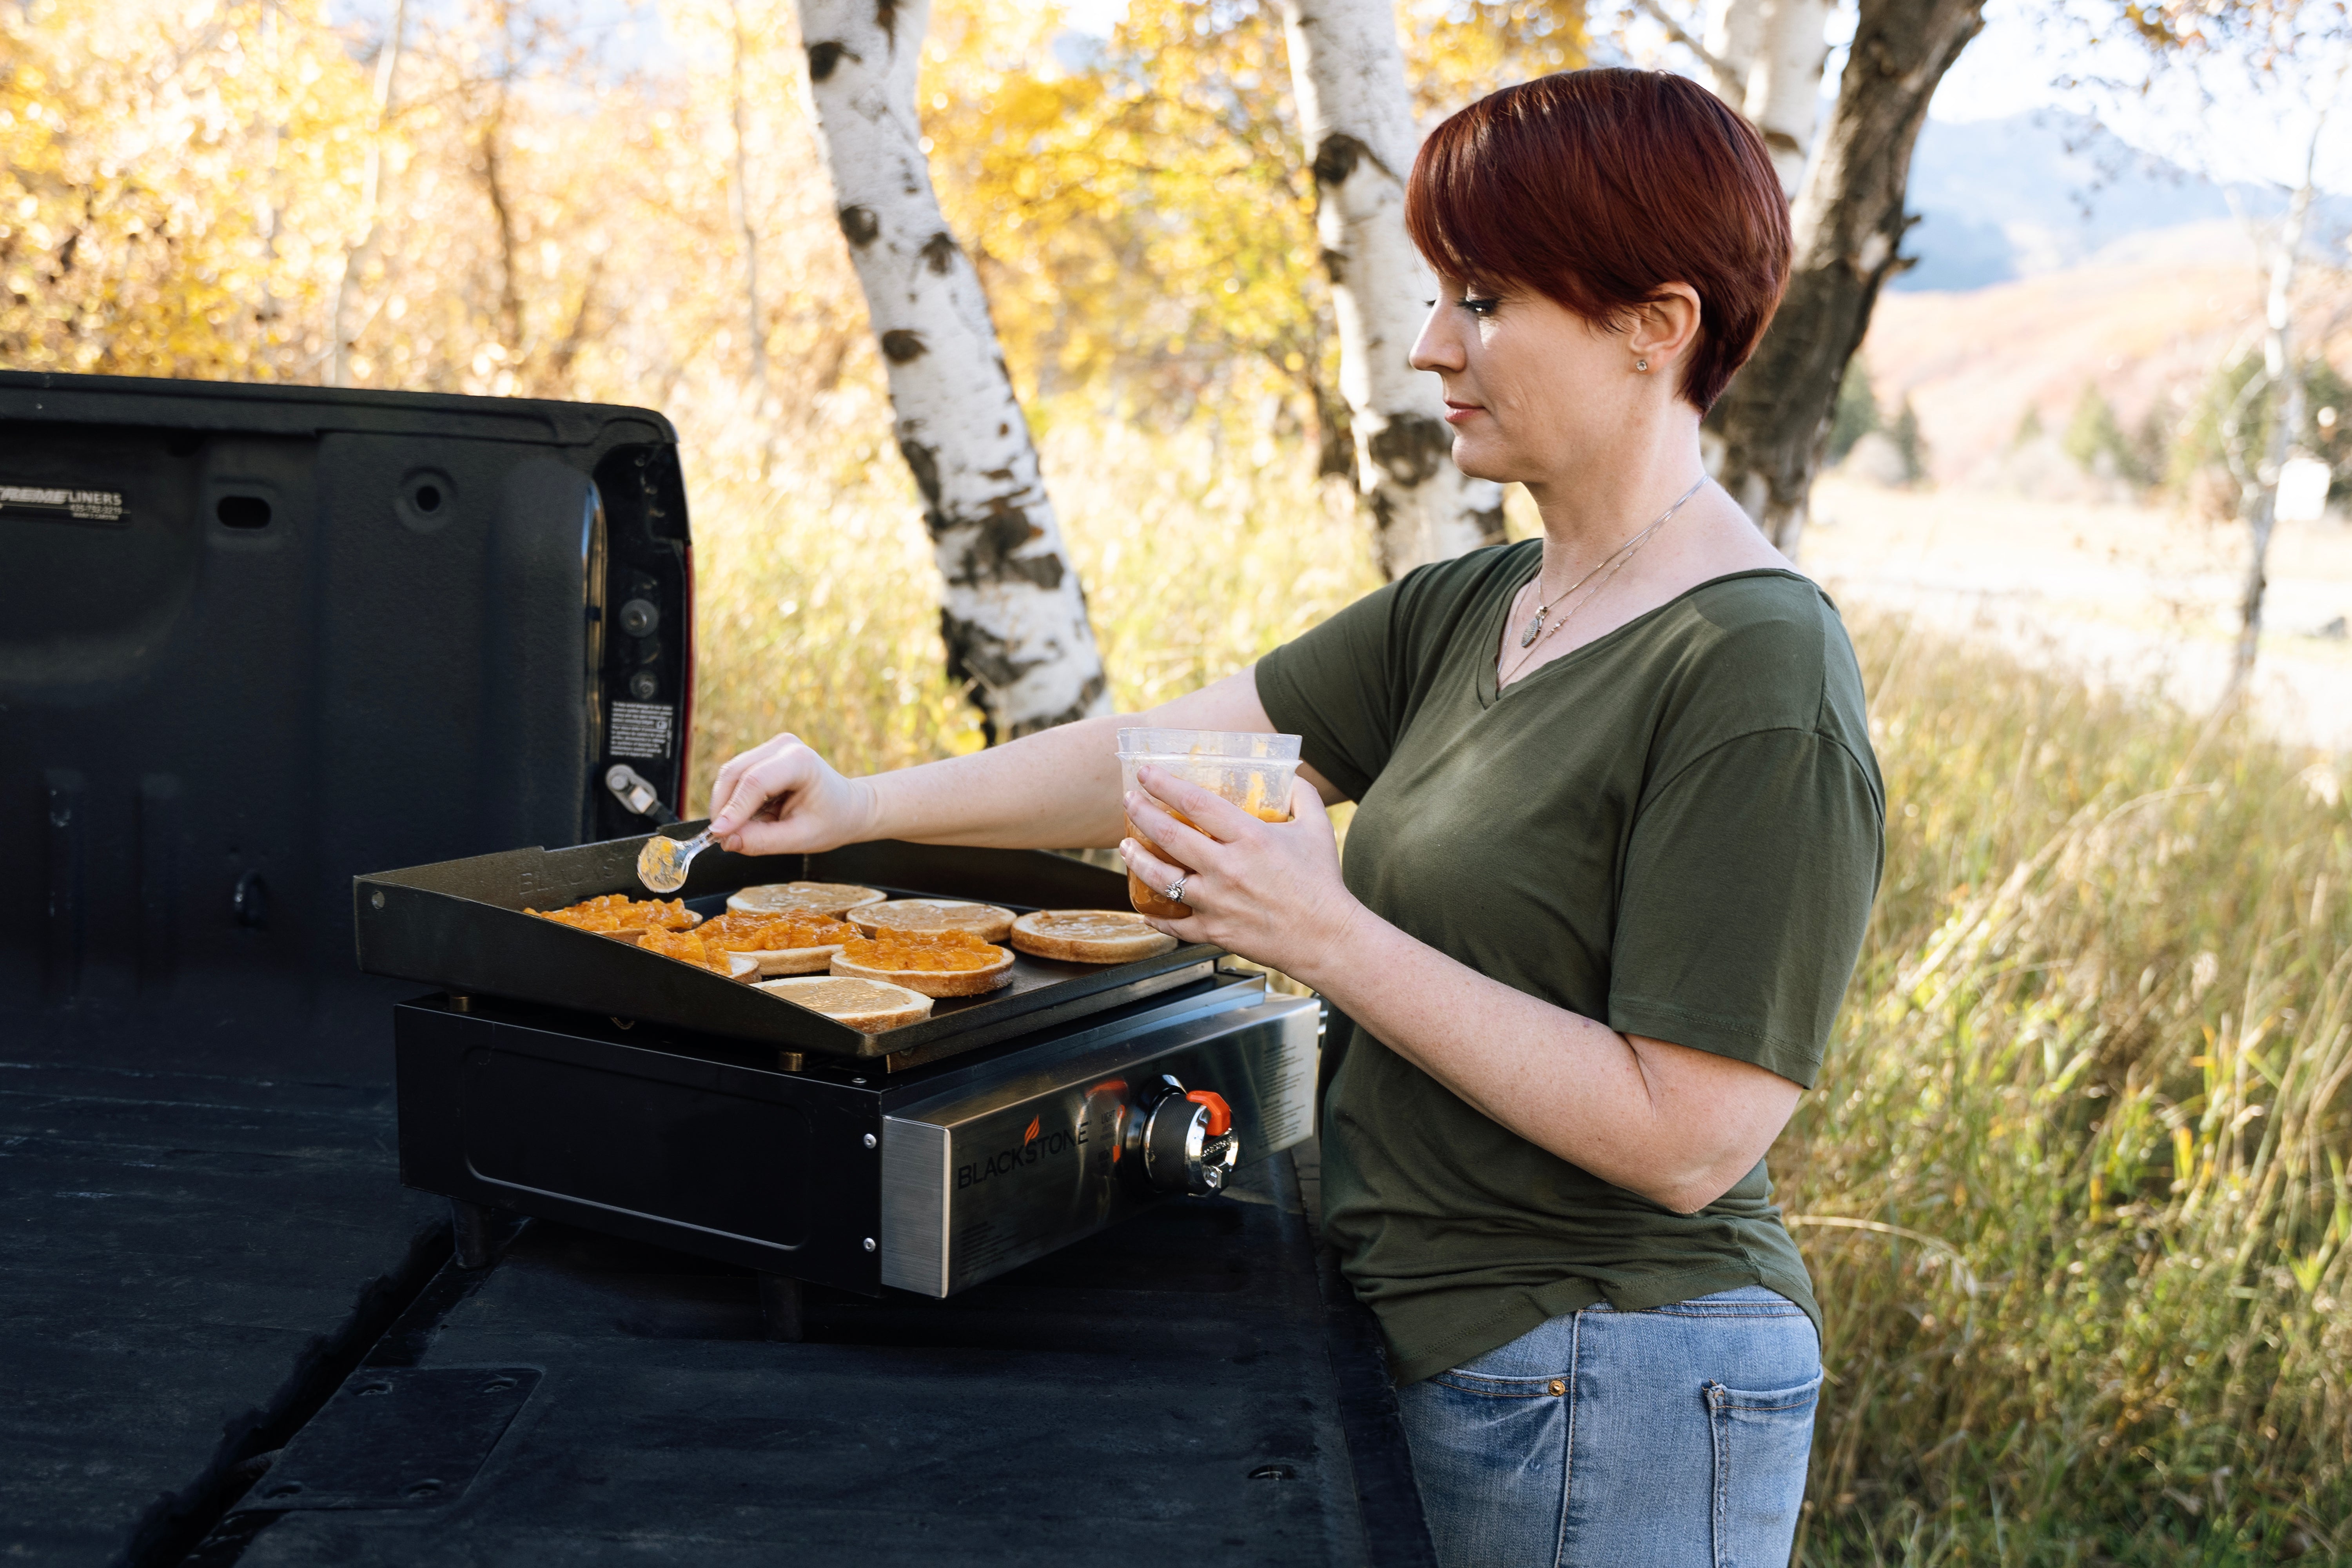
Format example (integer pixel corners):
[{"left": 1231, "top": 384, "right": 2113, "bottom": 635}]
[
  {"left": 1704, "top": 0, "right": 1987, "bottom": 555},
  {"left": 793, "top": 0, "right": 1110, "bottom": 740},
  {"left": 726, "top": 0, "right": 769, "bottom": 406},
  {"left": 2226, "top": 148, "right": 2322, "bottom": 697},
  {"left": 328, "top": 0, "right": 408, "bottom": 387},
  {"left": 1637, "top": 0, "right": 1829, "bottom": 197},
  {"left": 1276, "top": 0, "right": 1506, "bottom": 579}
]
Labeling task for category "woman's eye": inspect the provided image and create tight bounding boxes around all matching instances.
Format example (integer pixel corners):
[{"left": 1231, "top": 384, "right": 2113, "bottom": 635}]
[{"left": 1459, "top": 296, "right": 1501, "bottom": 318}]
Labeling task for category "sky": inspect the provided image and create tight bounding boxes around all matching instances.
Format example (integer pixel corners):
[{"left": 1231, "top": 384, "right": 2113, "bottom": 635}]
[{"left": 399, "top": 0, "right": 2350, "bottom": 196}]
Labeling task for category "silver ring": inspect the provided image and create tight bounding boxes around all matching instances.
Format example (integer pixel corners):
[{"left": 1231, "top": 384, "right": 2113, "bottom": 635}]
[{"left": 1164, "top": 877, "right": 1187, "bottom": 904}]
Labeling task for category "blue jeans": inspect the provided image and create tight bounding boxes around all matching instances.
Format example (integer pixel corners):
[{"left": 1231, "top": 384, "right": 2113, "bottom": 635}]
[{"left": 1394, "top": 1286, "right": 1821, "bottom": 1568}]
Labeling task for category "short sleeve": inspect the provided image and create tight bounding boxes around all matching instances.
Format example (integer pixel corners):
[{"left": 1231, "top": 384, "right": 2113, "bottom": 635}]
[
  {"left": 1254, "top": 579, "right": 1404, "bottom": 804},
  {"left": 1606, "top": 728, "right": 1884, "bottom": 1089}
]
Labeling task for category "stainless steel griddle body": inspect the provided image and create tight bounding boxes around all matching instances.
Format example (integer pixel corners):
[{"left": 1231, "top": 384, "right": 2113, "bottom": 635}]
[{"left": 374, "top": 833, "right": 1322, "bottom": 1299}]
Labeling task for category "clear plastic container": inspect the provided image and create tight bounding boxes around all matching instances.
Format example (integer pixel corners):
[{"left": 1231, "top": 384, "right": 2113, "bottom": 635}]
[{"left": 1115, "top": 729, "right": 1303, "bottom": 918}]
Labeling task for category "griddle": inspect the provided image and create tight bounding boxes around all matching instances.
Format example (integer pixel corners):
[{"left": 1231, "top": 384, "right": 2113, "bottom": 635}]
[{"left": 354, "top": 826, "right": 1221, "bottom": 1066}]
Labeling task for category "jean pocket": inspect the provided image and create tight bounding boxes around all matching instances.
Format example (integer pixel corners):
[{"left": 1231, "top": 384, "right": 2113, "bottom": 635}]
[
  {"left": 1704, "top": 1372, "right": 1820, "bottom": 1568},
  {"left": 1398, "top": 1371, "right": 1572, "bottom": 1568},
  {"left": 1428, "top": 1369, "right": 1568, "bottom": 1399}
]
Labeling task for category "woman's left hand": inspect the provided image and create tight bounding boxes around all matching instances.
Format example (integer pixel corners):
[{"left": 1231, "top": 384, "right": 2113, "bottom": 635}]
[{"left": 1120, "top": 767, "right": 1364, "bottom": 983}]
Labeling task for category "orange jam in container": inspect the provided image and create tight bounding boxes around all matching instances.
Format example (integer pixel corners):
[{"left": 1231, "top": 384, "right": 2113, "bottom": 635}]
[{"left": 1115, "top": 728, "right": 1303, "bottom": 920}]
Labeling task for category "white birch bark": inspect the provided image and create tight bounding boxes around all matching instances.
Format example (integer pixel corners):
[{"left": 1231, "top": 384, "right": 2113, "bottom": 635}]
[
  {"left": 1646, "top": 0, "right": 1828, "bottom": 197},
  {"left": 793, "top": 0, "right": 1109, "bottom": 739},
  {"left": 1276, "top": 0, "right": 1505, "bottom": 579},
  {"left": 1745, "top": 0, "right": 1829, "bottom": 196},
  {"left": 2226, "top": 112, "right": 2327, "bottom": 700}
]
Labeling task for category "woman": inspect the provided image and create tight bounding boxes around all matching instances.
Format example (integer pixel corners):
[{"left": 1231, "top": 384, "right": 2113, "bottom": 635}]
[{"left": 706, "top": 67, "right": 1882, "bottom": 1567}]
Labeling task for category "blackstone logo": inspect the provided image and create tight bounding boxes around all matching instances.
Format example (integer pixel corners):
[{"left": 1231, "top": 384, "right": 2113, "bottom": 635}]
[{"left": 956, "top": 1112, "right": 1087, "bottom": 1191}]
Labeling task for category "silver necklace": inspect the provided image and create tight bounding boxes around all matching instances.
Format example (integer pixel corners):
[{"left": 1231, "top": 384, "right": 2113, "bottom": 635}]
[{"left": 1512, "top": 474, "right": 1706, "bottom": 653}]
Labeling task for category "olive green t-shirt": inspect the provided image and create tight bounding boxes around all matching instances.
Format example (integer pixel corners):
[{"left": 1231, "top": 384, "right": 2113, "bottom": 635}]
[{"left": 1255, "top": 548, "right": 1884, "bottom": 1387}]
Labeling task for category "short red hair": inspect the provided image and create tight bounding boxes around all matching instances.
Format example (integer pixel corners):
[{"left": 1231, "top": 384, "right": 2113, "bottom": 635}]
[{"left": 1405, "top": 69, "right": 1791, "bottom": 413}]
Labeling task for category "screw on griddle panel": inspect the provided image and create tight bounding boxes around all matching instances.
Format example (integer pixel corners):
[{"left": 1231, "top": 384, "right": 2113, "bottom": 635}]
[{"left": 447, "top": 993, "right": 473, "bottom": 1013}]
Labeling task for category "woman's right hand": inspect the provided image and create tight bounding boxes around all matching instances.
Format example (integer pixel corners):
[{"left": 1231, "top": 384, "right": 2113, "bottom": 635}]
[{"left": 705, "top": 733, "right": 879, "bottom": 857}]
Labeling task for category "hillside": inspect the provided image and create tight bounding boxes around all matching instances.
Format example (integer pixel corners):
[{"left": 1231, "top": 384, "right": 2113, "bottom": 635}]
[{"left": 1855, "top": 223, "right": 2352, "bottom": 487}]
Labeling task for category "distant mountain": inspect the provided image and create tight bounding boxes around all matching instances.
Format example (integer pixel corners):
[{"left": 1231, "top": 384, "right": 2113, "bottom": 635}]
[{"left": 1891, "top": 110, "right": 2350, "bottom": 292}]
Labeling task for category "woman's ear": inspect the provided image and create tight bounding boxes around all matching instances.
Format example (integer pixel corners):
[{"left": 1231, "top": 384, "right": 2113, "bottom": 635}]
[{"left": 1626, "top": 284, "right": 1703, "bottom": 370}]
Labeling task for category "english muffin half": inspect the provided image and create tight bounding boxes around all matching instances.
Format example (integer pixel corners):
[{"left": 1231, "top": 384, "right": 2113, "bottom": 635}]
[
  {"left": 830, "top": 930, "right": 1016, "bottom": 998},
  {"left": 725, "top": 880, "right": 887, "bottom": 918},
  {"left": 1009, "top": 909, "right": 1180, "bottom": 965},
  {"left": 849, "top": 898, "right": 1016, "bottom": 943},
  {"left": 755, "top": 974, "right": 934, "bottom": 1031},
  {"left": 703, "top": 911, "right": 858, "bottom": 978}
]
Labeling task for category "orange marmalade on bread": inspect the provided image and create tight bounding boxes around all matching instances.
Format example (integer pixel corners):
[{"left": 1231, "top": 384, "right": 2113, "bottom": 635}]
[
  {"left": 840, "top": 929, "right": 1007, "bottom": 972},
  {"left": 635, "top": 925, "right": 726, "bottom": 972},
  {"left": 526, "top": 893, "right": 701, "bottom": 933},
  {"left": 701, "top": 911, "right": 858, "bottom": 951}
]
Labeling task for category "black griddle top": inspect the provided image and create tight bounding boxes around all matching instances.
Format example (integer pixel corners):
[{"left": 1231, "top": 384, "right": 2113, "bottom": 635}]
[{"left": 355, "top": 831, "right": 1220, "bottom": 1063}]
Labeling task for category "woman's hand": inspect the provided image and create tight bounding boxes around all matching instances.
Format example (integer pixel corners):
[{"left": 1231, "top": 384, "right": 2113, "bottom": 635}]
[
  {"left": 706, "top": 733, "right": 879, "bottom": 856},
  {"left": 1118, "top": 766, "right": 1365, "bottom": 982}
]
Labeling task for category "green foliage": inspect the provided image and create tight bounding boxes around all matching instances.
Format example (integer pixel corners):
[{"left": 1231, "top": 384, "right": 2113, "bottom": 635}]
[
  {"left": 2065, "top": 381, "right": 2152, "bottom": 485},
  {"left": 1829, "top": 358, "right": 1880, "bottom": 465},
  {"left": 2169, "top": 353, "right": 2352, "bottom": 505},
  {"left": 1890, "top": 396, "right": 1929, "bottom": 485},
  {"left": 2014, "top": 403, "right": 2046, "bottom": 448}
]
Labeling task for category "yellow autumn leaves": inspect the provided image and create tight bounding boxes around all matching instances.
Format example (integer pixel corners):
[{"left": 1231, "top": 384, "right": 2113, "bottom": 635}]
[{"left": 1, "top": 0, "right": 1577, "bottom": 452}]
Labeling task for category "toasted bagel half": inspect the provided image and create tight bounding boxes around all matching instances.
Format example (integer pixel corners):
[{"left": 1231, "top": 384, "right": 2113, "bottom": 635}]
[
  {"left": 849, "top": 898, "right": 1016, "bottom": 942},
  {"left": 755, "top": 974, "right": 934, "bottom": 1031},
  {"left": 1008, "top": 909, "right": 1179, "bottom": 965},
  {"left": 725, "top": 880, "right": 887, "bottom": 917}
]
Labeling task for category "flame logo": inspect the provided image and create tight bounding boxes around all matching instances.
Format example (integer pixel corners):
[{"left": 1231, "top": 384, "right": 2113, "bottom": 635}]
[{"left": 1022, "top": 1114, "right": 1041, "bottom": 1147}]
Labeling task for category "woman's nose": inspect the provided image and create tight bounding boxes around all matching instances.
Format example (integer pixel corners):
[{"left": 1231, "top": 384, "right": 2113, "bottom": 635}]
[{"left": 1409, "top": 300, "right": 1463, "bottom": 373}]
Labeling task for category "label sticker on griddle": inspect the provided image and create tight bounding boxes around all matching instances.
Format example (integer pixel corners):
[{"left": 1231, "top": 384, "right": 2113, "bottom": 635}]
[
  {"left": 0, "top": 483, "right": 128, "bottom": 527},
  {"left": 609, "top": 701, "right": 674, "bottom": 759}
]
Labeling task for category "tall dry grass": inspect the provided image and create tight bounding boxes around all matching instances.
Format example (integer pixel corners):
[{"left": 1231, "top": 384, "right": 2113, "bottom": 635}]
[
  {"left": 685, "top": 437, "right": 2350, "bottom": 1562},
  {"left": 682, "top": 419, "right": 1380, "bottom": 813},
  {"left": 1789, "top": 620, "right": 2352, "bottom": 1565}
]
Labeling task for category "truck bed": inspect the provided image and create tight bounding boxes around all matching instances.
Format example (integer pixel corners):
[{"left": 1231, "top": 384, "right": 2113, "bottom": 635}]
[{"left": 1, "top": 1054, "right": 1431, "bottom": 1567}]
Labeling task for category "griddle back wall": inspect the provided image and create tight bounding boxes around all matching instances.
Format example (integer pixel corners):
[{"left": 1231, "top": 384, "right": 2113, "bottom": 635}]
[{"left": 0, "top": 374, "right": 690, "bottom": 1078}]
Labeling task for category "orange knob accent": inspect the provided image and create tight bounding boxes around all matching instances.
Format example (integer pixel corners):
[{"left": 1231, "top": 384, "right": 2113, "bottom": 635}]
[{"left": 1186, "top": 1090, "right": 1232, "bottom": 1137}]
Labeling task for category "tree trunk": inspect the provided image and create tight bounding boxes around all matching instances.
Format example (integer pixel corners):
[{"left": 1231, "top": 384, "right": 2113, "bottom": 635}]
[
  {"left": 1276, "top": 0, "right": 1505, "bottom": 580},
  {"left": 2225, "top": 127, "right": 2323, "bottom": 702},
  {"left": 328, "top": 0, "right": 407, "bottom": 388},
  {"left": 793, "top": 0, "right": 1110, "bottom": 741},
  {"left": 1744, "top": 0, "right": 1829, "bottom": 196},
  {"left": 1707, "top": 0, "right": 1985, "bottom": 557},
  {"left": 728, "top": 1, "right": 769, "bottom": 403},
  {"left": 1641, "top": 0, "right": 1829, "bottom": 196}
]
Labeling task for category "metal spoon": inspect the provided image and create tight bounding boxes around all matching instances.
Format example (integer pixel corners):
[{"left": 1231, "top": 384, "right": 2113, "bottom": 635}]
[{"left": 636, "top": 828, "right": 714, "bottom": 894}]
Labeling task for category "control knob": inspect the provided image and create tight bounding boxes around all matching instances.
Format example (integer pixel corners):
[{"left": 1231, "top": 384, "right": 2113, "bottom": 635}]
[{"left": 1138, "top": 1076, "right": 1240, "bottom": 1196}]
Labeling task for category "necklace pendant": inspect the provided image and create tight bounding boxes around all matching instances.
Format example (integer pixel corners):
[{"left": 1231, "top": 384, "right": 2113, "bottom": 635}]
[{"left": 1519, "top": 610, "right": 1545, "bottom": 648}]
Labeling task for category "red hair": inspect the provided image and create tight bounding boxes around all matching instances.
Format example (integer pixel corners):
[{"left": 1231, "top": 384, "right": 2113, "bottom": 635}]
[{"left": 1405, "top": 69, "right": 1791, "bottom": 413}]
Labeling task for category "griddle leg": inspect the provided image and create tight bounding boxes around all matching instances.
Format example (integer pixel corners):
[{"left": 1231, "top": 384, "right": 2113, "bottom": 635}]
[
  {"left": 757, "top": 1272, "right": 804, "bottom": 1342},
  {"left": 451, "top": 1198, "right": 497, "bottom": 1270}
]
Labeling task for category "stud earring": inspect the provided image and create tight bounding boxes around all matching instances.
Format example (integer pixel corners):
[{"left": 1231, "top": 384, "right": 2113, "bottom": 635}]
[{"left": 1635, "top": 358, "right": 1650, "bottom": 372}]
